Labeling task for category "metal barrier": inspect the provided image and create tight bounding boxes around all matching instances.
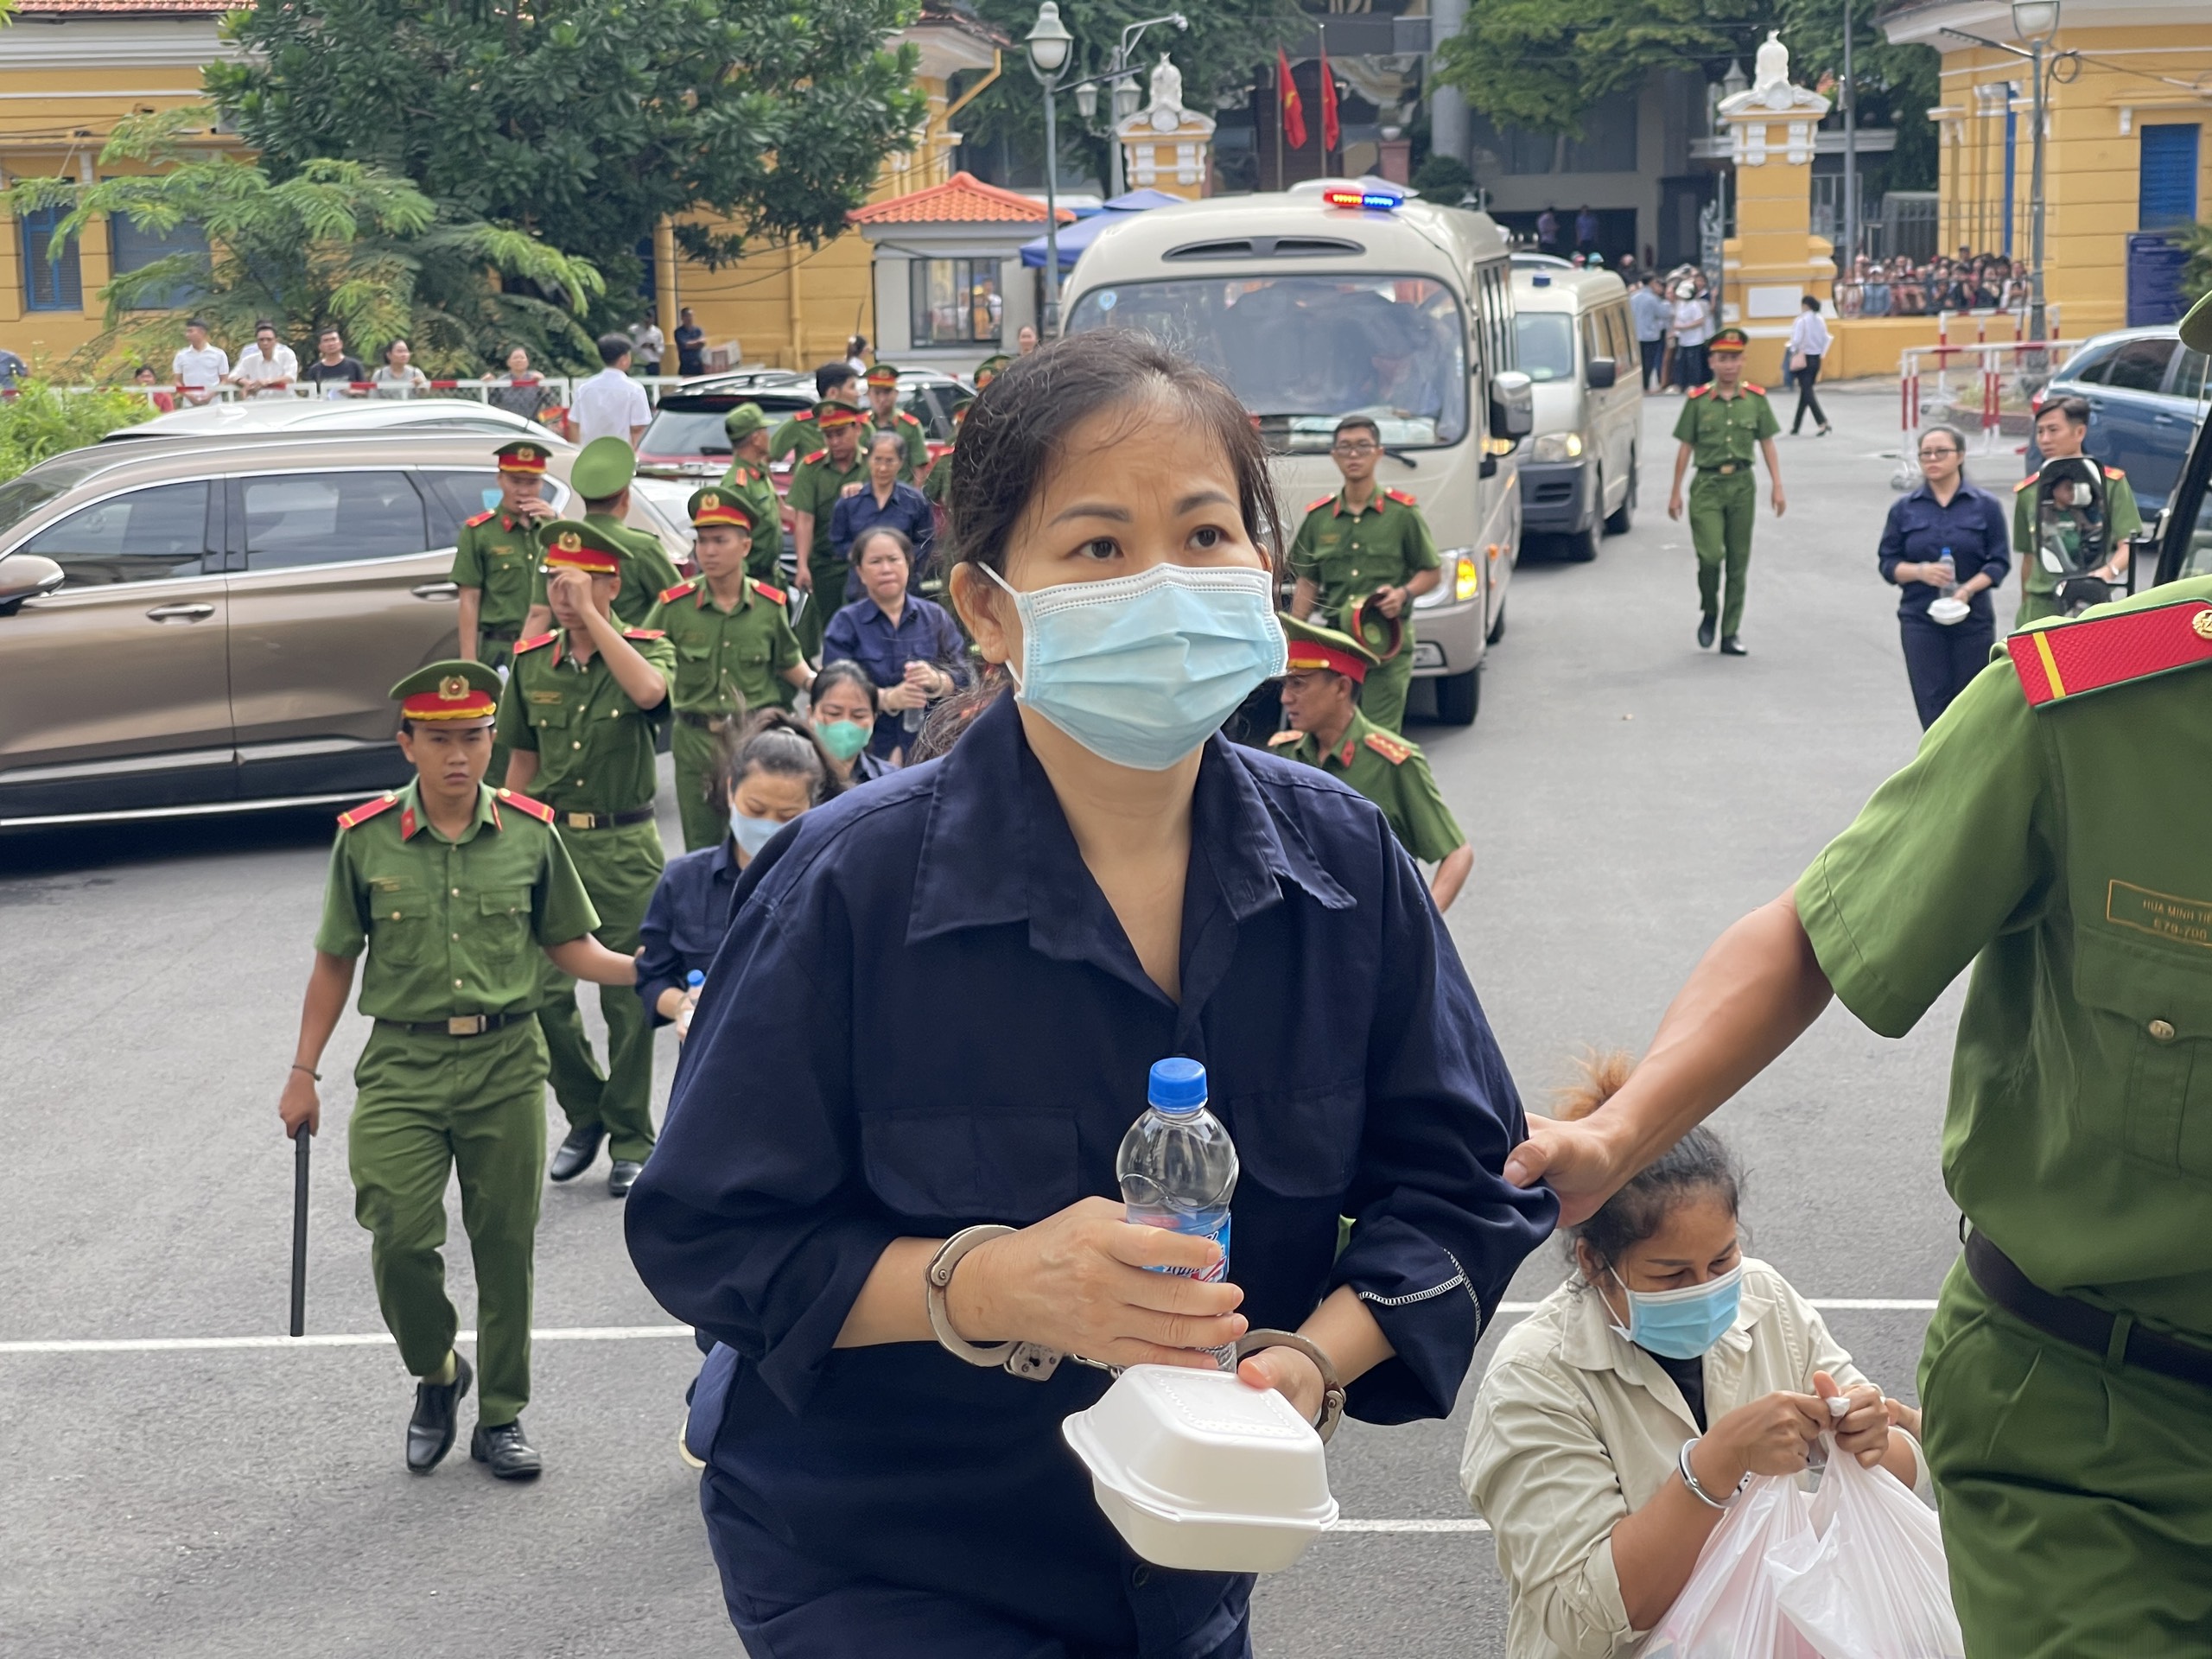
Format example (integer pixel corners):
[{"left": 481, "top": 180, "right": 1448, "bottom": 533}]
[
  {"left": 0, "top": 372, "right": 752, "bottom": 413},
  {"left": 1893, "top": 328, "right": 2080, "bottom": 489}
]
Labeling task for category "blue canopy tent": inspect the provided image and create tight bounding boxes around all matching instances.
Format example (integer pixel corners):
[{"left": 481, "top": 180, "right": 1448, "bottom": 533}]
[{"left": 1019, "top": 188, "right": 1183, "bottom": 270}]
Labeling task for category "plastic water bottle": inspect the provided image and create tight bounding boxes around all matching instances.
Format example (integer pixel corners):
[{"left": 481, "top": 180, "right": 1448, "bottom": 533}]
[
  {"left": 1937, "top": 547, "right": 1957, "bottom": 598},
  {"left": 686, "top": 969, "right": 705, "bottom": 992},
  {"left": 1117, "top": 1058, "right": 1240, "bottom": 1370}
]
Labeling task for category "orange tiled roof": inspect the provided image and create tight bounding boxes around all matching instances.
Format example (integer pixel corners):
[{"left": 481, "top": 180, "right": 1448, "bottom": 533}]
[{"left": 849, "top": 170, "right": 1075, "bottom": 227}]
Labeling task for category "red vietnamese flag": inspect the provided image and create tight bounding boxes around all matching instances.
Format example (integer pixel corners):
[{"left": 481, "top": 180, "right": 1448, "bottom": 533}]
[
  {"left": 1277, "top": 48, "right": 1307, "bottom": 149},
  {"left": 1318, "top": 41, "right": 1340, "bottom": 156}
]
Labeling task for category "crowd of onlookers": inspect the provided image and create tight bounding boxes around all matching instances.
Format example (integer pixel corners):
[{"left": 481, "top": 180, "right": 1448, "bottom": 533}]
[{"left": 1836, "top": 249, "right": 2032, "bottom": 318}]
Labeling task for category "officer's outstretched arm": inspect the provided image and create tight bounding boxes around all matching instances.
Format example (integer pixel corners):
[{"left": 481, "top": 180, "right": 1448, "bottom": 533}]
[
  {"left": 543, "top": 935, "right": 638, "bottom": 986},
  {"left": 1504, "top": 889, "right": 1830, "bottom": 1224}
]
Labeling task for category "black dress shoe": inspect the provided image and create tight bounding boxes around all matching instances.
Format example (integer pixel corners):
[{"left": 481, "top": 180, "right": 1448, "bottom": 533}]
[
  {"left": 549, "top": 1124, "right": 603, "bottom": 1183},
  {"left": 607, "top": 1159, "right": 644, "bottom": 1198},
  {"left": 406, "top": 1352, "right": 473, "bottom": 1474},
  {"left": 1719, "top": 634, "right": 1749, "bottom": 656},
  {"left": 1697, "top": 616, "right": 1717, "bottom": 650},
  {"left": 471, "top": 1419, "right": 543, "bottom": 1480}
]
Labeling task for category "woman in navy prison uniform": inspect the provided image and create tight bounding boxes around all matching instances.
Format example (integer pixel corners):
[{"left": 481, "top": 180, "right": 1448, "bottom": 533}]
[{"left": 626, "top": 333, "right": 1557, "bottom": 1659}]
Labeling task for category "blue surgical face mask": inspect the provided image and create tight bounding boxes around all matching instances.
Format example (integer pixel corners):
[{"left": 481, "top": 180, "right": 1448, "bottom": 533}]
[
  {"left": 729, "top": 809, "right": 785, "bottom": 857},
  {"left": 1606, "top": 1262, "right": 1744, "bottom": 1360},
  {"left": 983, "top": 562, "right": 1286, "bottom": 771}
]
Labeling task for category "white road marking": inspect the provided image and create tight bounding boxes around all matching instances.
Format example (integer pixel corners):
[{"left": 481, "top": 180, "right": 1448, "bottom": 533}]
[{"left": 0, "top": 1301, "right": 1939, "bottom": 1357}]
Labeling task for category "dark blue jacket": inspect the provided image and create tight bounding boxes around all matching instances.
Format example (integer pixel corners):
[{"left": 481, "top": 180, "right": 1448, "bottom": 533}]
[
  {"left": 1877, "top": 478, "right": 2011, "bottom": 621},
  {"left": 820, "top": 594, "right": 969, "bottom": 761},
  {"left": 829, "top": 478, "right": 936, "bottom": 575},
  {"left": 626, "top": 691, "right": 1555, "bottom": 1656},
  {"left": 635, "top": 837, "right": 744, "bottom": 1027}
]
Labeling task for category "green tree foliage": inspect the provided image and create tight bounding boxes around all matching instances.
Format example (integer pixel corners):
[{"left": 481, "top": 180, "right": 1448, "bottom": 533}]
[
  {"left": 206, "top": 0, "right": 929, "bottom": 321},
  {"left": 1434, "top": 0, "right": 1938, "bottom": 190},
  {"left": 0, "top": 383, "right": 154, "bottom": 484},
  {"left": 955, "top": 0, "right": 1303, "bottom": 189},
  {"left": 2180, "top": 221, "right": 2212, "bottom": 306},
  {"left": 9, "top": 113, "right": 607, "bottom": 376}
]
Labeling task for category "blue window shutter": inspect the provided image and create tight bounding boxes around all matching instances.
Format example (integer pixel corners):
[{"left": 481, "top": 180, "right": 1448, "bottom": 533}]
[
  {"left": 2139, "top": 124, "right": 2201, "bottom": 230},
  {"left": 21, "top": 205, "right": 84, "bottom": 312}
]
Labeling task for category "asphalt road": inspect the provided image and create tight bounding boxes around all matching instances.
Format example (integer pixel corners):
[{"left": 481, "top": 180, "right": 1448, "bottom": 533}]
[{"left": 0, "top": 381, "right": 1969, "bottom": 1658}]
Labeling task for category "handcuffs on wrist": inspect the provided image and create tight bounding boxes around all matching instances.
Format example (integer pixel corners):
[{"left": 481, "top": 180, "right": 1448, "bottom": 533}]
[
  {"left": 924, "top": 1224, "right": 1346, "bottom": 1441},
  {"left": 1677, "top": 1436, "right": 1752, "bottom": 1510}
]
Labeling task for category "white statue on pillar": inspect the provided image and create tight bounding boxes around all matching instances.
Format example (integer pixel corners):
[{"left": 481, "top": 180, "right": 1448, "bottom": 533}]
[
  {"left": 1752, "top": 30, "right": 1789, "bottom": 96},
  {"left": 1147, "top": 55, "right": 1185, "bottom": 131}
]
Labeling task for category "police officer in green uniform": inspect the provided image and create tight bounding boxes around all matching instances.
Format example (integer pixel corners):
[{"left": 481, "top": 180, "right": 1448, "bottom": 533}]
[
  {"left": 786, "top": 400, "right": 870, "bottom": 659},
  {"left": 1504, "top": 569, "right": 2212, "bottom": 1656},
  {"left": 2012, "top": 394, "right": 2142, "bottom": 626},
  {"left": 277, "top": 660, "right": 639, "bottom": 1478},
  {"left": 1287, "top": 415, "right": 1443, "bottom": 735},
  {"left": 768, "top": 362, "right": 862, "bottom": 461},
  {"left": 1667, "top": 326, "right": 1786, "bottom": 656},
  {"left": 518, "top": 436, "right": 680, "bottom": 638},
  {"left": 647, "top": 486, "right": 814, "bottom": 851},
  {"left": 497, "top": 520, "right": 676, "bottom": 1197},
  {"left": 923, "top": 394, "right": 970, "bottom": 507},
  {"left": 1268, "top": 614, "right": 1473, "bottom": 912},
  {"left": 453, "top": 440, "right": 556, "bottom": 671},
  {"left": 972, "top": 353, "right": 1011, "bottom": 392},
  {"left": 863, "top": 363, "right": 930, "bottom": 480},
  {"left": 717, "top": 403, "right": 785, "bottom": 586}
]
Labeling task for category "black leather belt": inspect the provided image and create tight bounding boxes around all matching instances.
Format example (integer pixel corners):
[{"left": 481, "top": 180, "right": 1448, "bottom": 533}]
[
  {"left": 480, "top": 626, "right": 521, "bottom": 641},
  {"left": 375, "top": 1011, "right": 534, "bottom": 1039},
  {"left": 558, "top": 806, "right": 657, "bottom": 830},
  {"left": 1966, "top": 1230, "right": 2212, "bottom": 1391},
  {"left": 675, "top": 710, "right": 739, "bottom": 731},
  {"left": 1698, "top": 462, "right": 1746, "bottom": 475}
]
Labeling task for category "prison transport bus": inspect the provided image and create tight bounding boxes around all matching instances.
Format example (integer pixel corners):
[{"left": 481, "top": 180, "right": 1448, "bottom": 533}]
[{"left": 1064, "top": 180, "right": 1533, "bottom": 725}]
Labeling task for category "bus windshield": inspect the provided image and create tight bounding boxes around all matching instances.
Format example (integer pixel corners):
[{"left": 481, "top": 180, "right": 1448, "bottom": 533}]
[{"left": 1066, "top": 274, "right": 1468, "bottom": 451}]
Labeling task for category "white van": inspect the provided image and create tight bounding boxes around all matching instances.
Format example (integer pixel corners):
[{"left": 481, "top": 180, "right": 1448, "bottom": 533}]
[
  {"left": 1065, "top": 182, "right": 1532, "bottom": 725},
  {"left": 1510, "top": 266, "right": 1643, "bottom": 562}
]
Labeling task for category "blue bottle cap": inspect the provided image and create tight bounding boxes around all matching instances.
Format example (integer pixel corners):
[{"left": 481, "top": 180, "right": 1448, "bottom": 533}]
[
  {"left": 1147, "top": 1058, "right": 1207, "bottom": 1113},
  {"left": 687, "top": 970, "right": 705, "bottom": 987}
]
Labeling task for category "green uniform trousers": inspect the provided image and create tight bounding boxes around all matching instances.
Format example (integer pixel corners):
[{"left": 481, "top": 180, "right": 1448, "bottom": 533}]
[
  {"left": 1919, "top": 1260, "right": 2212, "bottom": 1658},
  {"left": 1361, "top": 643, "right": 1415, "bottom": 735},
  {"left": 537, "top": 820, "right": 664, "bottom": 1161},
  {"left": 796, "top": 556, "right": 850, "bottom": 662},
  {"left": 671, "top": 716, "right": 730, "bottom": 853},
  {"left": 349, "top": 1020, "right": 547, "bottom": 1426},
  {"left": 2015, "top": 588, "right": 2063, "bottom": 627},
  {"left": 1688, "top": 470, "right": 1757, "bottom": 637},
  {"left": 480, "top": 632, "right": 519, "bottom": 785}
]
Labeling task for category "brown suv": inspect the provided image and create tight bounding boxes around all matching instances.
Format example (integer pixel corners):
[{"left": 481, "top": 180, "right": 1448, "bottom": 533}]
[{"left": 0, "top": 432, "right": 689, "bottom": 827}]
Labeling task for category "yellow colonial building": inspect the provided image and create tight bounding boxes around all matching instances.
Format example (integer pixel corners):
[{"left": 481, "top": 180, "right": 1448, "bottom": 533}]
[{"left": 0, "top": 0, "right": 1009, "bottom": 373}]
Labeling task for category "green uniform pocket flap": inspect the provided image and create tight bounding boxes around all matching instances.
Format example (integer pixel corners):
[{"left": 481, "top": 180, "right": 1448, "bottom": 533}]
[
  {"left": 478, "top": 888, "right": 530, "bottom": 918},
  {"left": 2074, "top": 922, "right": 2212, "bottom": 1039}
]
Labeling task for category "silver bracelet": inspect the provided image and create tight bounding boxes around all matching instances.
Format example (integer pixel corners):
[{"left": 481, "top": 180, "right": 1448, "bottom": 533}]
[{"left": 1678, "top": 1437, "right": 1747, "bottom": 1510}]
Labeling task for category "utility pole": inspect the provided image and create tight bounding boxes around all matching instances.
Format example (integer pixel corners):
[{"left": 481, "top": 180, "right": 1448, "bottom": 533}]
[
  {"left": 1842, "top": 0, "right": 1858, "bottom": 283},
  {"left": 2027, "top": 35, "right": 2047, "bottom": 342}
]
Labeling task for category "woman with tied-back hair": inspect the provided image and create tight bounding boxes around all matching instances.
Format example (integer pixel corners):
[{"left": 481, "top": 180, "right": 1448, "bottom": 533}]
[{"left": 625, "top": 331, "right": 1554, "bottom": 1656}]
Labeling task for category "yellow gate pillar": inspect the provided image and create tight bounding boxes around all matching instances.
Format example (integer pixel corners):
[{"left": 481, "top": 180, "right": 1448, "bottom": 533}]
[{"left": 1715, "top": 32, "right": 1834, "bottom": 387}]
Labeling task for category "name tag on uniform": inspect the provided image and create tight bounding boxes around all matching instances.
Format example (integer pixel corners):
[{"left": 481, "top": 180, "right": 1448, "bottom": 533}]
[
  {"left": 2108, "top": 880, "right": 2212, "bottom": 949},
  {"left": 529, "top": 690, "right": 565, "bottom": 706},
  {"left": 368, "top": 875, "right": 404, "bottom": 893}
]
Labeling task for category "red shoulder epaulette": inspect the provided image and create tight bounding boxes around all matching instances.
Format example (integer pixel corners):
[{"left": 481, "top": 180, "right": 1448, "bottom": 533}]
[
  {"left": 1688, "top": 385, "right": 1711, "bottom": 397},
  {"left": 1384, "top": 487, "right": 1420, "bottom": 506},
  {"left": 897, "top": 410, "right": 921, "bottom": 427},
  {"left": 335, "top": 792, "right": 402, "bottom": 830},
  {"left": 728, "top": 466, "right": 754, "bottom": 485},
  {"left": 793, "top": 409, "right": 816, "bottom": 422},
  {"left": 512, "top": 632, "right": 557, "bottom": 655},
  {"left": 462, "top": 509, "right": 494, "bottom": 528},
  {"left": 2013, "top": 474, "right": 2037, "bottom": 493},
  {"left": 751, "top": 579, "right": 787, "bottom": 605},
  {"left": 2104, "top": 465, "right": 2126, "bottom": 480},
  {"left": 1363, "top": 730, "right": 1413, "bottom": 766},
  {"left": 1745, "top": 383, "right": 1766, "bottom": 396},
  {"left": 494, "top": 787, "right": 556, "bottom": 823},
  {"left": 1266, "top": 728, "right": 1306, "bottom": 748},
  {"left": 1304, "top": 493, "right": 1336, "bottom": 513},
  {"left": 802, "top": 448, "right": 828, "bottom": 465},
  {"left": 622, "top": 626, "right": 665, "bottom": 640},
  {"left": 2006, "top": 596, "right": 2212, "bottom": 709},
  {"left": 658, "top": 579, "right": 697, "bottom": 604}
]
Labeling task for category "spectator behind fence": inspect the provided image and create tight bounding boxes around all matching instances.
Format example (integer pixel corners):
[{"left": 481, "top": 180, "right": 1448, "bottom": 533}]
[
  {"left": 488, "top": 346, "right": 552, "bottom": 421},
  {"left": 631, "top": 318, "right": 664, "bottom": 378},
  {"left": 372, "top": 337, "right": 432, "bottom": 398},
  {"left": 675, "top": 308, "right": 707, "bottom": 378},
  {"left": 1784, "top": 296, "right": 1832, "bottom": 437},
  {"left": 132, "top": 364, "right": 175, "bottom": 412},
  {"left": 230, "top": 320, "right": 298, "bottom": 400},
  {"left": 1877, "top": 423, "right": 2009, "bottom": 729},
  {"left": 302, "top": 326, "right": 366, "bottom": 398},
  {"left": 568, "top": 334, "right": 652, "bottom": 447},
  {"left": 172, "top": 317, "right": 228, "bottom": 405},
  {"left": 1463, "top": 1052, "right": 1929, "bottom": 1659}
]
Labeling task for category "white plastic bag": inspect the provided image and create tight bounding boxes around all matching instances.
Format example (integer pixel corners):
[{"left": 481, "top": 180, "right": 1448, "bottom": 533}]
[
  {"left": 1638, "top": 1476, "right": 1822, "bottom": 1659},
  {"left": 1769, "top": 1437, "right": 1962, "bottom": 1659}
]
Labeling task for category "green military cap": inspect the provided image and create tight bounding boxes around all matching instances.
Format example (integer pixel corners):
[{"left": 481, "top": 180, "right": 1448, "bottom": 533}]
[
  {"left": 813, "top": 399, "right": 868, "bottom": 434},
  {"left": 570, "top": 435, "right": 638, "bottom": 499},
  {"left": 391, "top": 658, "right": 502, "bottom": 721},
  {"left": 973, "top": 353, "right": 1013, "bottom": 388},
  {"left": 1707, "top": 326, "right": 1750, "bottom": 353},
  {"left": 687, "top": 485, "right": 759, "bottom": 531},
  {"left": 863, "top": 363, "right": 901, "bottom": 390},
  {"left": 2181, "top": 289, "right": 2212, "bottom": 357},
  {"left": 722, "top": 402, "right": 770, "bottom": 442},
  {"left": 536, "top": 518, "right": 626, "bottom": 573},
  {"left": 1279, "top": 612, "right": 1379, "bottom": 683}
]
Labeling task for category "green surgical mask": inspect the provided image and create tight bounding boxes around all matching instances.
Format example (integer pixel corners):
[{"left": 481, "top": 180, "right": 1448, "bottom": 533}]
[{"left": 817, "top": 719, "right": 870, "bottom": 761}]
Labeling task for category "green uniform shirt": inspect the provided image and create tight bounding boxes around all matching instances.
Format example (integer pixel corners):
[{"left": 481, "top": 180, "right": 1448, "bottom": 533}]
[
  {"left": 871, "top": 407, "right": 930, "bottom": 480},
  {"left": 313, "top": 779, "right": 599, "bottom": 1023},
  {"left": 526, "top": 512, "right": 680, "bottom": 628},
  {"left": 494, "top": 626, "right": 676, "bottom": 817},
  {"left": 1795, "top": 576, "right": 2212, "bottom": 1344},
  {"left": 645, "top": 576, "right": 803, "bottom": 714},
  {"left": 1671, "top": 384, "right": 1779, "bottom": 468},
  {"left": 786, "top": 448, "right": 868, "bottom": 524},
  {"left": 714, "top": 461, "right": 785, "bottom": 583},
  {"left": 768, "top": 411, "right": 821, "bottom": 463},
  {"left": 922, "top": 447, "right": 954, "bottom": 506},
  {"left": 448, "top": 511, "right": 540, "bottom": 637},
  {"left": 1276, "top": 709, "right": 1464, "bottom": 863},
  {"left": 2012, "top": 467, "right": 2142, "bottom": 598},
  {"left": 1287, "top": 487, "right": 1442, "bottom": 626}
]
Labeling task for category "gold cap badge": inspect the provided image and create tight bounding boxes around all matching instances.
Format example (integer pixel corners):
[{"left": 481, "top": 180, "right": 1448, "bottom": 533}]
[
  {"left": 2194, "top": 612, "right": 2212, "bottom": 641},
  {"left": 556, "top": 531, "right": 582, "bottom": 553},
  {"left": 438, "top": 674, "right": 468, "bottom": 701}
]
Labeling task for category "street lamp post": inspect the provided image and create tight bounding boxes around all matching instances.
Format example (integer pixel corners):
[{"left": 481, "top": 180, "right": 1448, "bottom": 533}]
[
  {"left": 2012, "top": 0, "right": 2060, "bottom": 343},
  {"left": 1026, "top": 1, "right": 1072, "bottom": 337}
]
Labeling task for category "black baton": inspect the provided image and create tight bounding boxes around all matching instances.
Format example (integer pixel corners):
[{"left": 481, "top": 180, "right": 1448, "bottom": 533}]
[{"left": 289, "top": 1125, "right": 310, "bottom": 1338}]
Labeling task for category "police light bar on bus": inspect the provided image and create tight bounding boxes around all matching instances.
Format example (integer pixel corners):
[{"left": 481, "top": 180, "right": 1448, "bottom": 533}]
[{"left": 1319, "top": 186, "right": 1405, "bottom": 212}]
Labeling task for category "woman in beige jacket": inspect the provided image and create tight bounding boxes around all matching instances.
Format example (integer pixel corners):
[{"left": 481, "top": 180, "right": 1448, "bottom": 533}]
[{"left": 1461, "top": 1055, "right": 1928, "bottom": 1659}]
